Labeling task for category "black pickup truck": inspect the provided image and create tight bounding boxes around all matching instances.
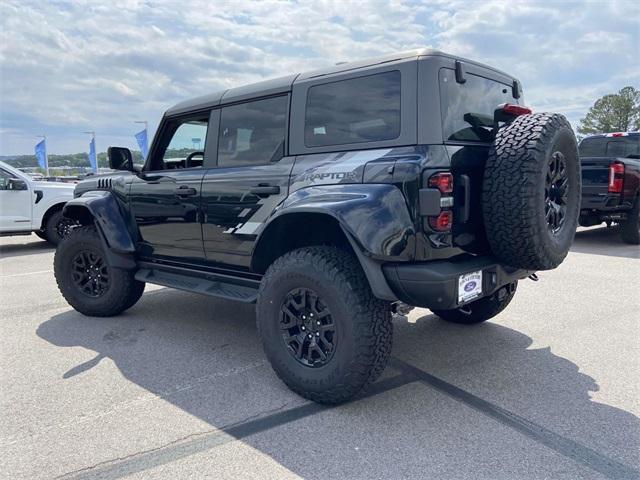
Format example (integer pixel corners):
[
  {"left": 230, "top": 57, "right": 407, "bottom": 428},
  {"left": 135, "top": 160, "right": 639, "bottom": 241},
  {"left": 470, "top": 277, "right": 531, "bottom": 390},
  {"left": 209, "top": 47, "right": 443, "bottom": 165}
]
[{"left": 579, "top": 132, "right": 640, "bottom": 244}]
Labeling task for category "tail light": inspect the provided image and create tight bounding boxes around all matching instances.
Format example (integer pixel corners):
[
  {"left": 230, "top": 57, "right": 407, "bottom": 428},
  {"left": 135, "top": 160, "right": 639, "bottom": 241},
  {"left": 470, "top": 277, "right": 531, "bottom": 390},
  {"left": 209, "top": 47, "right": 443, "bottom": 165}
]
[
  {"left": 428, "top": 172, "right": 454, "bottom": 194},
  {"left": 428, "top": 211, "right": 452, "bottom": 231},
  {"left": 608, "top": 162, "right": 624, "bottom": 193},
  {"left": 500, "top": 103, "right": 532, "bottom": 116},
  {"left": 426, "top": 172, "right": 454, "bottom": 231}
]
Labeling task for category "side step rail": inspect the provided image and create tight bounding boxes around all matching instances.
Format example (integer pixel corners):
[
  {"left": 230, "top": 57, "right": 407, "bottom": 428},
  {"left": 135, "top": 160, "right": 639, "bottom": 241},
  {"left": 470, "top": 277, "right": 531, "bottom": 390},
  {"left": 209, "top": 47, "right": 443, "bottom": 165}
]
[{"left": 135, "top": 268, "right": 260, "bottom": 303}]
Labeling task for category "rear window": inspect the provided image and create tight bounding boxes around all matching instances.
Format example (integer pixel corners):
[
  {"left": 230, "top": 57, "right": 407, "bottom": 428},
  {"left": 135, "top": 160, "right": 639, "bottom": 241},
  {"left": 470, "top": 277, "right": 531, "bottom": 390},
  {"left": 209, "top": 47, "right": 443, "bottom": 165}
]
[
  {"left": 439, "top": 68, "right": 518, "bottom": 143},
  {"left": 579, "top": 136, "right": 639, "bottom": 157},
  {"left": 304, "top": 71, "right": 401, "bottom": 147}
]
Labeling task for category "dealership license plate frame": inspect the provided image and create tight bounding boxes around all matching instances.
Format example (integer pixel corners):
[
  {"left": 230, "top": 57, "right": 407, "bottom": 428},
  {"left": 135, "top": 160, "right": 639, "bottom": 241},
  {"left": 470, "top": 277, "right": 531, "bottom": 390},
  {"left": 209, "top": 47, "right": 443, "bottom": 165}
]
[{"left": 458, "top": 270, "right": 483, "bottom": 304}]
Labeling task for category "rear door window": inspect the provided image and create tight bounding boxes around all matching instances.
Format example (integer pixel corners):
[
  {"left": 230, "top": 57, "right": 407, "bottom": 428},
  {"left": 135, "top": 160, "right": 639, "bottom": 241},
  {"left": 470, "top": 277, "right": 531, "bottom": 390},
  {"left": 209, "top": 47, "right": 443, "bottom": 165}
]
[
  {"left": 304, "top": 71, "right": 401, "bottom": 147},
  {"left": 439, "top": 69, "right": 518, "bottom": 143}
]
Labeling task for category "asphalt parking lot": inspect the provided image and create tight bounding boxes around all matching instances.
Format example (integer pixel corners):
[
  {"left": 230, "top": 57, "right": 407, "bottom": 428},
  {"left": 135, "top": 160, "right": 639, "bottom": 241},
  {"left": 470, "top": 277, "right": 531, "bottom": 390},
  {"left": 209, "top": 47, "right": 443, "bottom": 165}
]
[{"left": 1, "top": 226, "right": 638, "bottom": 480}]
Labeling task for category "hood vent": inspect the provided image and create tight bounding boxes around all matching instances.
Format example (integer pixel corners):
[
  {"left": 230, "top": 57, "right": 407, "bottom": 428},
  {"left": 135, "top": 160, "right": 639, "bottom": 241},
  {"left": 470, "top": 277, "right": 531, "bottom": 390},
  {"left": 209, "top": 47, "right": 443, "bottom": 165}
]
[{"left": 97, "top": 178, "right": 113, "bottom": 190}]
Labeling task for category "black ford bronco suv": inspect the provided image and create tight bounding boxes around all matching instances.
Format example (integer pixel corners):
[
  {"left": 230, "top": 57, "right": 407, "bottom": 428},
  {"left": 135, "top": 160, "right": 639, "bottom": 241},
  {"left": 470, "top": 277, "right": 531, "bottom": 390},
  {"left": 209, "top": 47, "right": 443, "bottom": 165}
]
[{"left": 54, "top": 49, "right": 581, "bottom": 404}]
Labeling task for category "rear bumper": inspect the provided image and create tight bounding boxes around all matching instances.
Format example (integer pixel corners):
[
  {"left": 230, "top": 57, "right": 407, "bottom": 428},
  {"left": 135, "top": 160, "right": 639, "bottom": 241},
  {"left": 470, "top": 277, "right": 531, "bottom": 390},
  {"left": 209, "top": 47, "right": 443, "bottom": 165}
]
[
  {"left": 382, "top": 254, "right": 532, "bottom": 310},
  {"left": 580, "top": 193, "right": 623, "bottom": 211}
]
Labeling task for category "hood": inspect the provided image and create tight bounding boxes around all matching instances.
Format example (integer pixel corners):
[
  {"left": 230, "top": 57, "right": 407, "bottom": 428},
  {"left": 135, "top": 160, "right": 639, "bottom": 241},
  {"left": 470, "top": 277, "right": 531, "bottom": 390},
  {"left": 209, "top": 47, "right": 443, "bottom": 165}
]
[{"left": 37, "top": 181, "right": 76, "bottom": 191}]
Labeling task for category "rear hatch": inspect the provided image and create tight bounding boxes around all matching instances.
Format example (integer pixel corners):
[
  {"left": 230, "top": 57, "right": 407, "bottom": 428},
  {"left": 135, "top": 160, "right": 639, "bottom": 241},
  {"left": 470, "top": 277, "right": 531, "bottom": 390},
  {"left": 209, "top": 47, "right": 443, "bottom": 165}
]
[{"left": 438, "top": 67, "right": 522, "bottom": 255}]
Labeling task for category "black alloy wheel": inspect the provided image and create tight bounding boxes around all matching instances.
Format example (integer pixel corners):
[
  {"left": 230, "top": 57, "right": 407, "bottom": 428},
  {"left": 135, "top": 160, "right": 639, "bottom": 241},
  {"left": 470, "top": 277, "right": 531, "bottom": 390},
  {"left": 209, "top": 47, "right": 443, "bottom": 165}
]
[
  {"left": 56, "top": 217, "right": 77, "bottom": 239},
  {"left": 71, "top": 249, "right": 110, "bottom": 298},
  {"left": 280, "top": 287, "right": 336, "bottom": 367},
  {"left": 545, "top": 151, "right": 569, "bottom": 235}
]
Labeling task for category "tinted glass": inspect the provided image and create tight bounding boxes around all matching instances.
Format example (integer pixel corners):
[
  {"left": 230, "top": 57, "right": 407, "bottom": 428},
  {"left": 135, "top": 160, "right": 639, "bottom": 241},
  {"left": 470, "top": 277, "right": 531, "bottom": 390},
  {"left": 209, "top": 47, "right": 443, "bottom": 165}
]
[
  {"left": 440, "top": 68, "right": 518, "bottom": 143},
  {"left": 579, "top": 136, "right": 640, "bottom": 157},
  {"left": 218, "top": 96, "right": 288, "bottom": 167},
  {"left": 305, "top": 71, "right": 401, "bottom": 147}
]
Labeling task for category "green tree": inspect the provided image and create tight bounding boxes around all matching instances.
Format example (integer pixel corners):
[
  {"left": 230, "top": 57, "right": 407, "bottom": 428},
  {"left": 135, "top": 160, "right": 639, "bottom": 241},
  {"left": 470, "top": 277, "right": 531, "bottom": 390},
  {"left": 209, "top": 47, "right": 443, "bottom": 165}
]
[{"left": 578, "top": 86, "right": 640, "bottom": 135}]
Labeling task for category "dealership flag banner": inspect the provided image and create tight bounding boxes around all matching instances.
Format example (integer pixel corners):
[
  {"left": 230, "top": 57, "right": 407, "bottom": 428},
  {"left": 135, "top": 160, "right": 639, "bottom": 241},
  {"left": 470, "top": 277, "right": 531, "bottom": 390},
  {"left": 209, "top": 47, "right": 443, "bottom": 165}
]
[
  {"left": 135, "top": 129, "right": 148, "bottom": 159},
  {"left": 88, "top": 137, "right": 97, "bottom": 172},
  {"left": 35, "top": 139, "right": 47, "bottom": 171}
]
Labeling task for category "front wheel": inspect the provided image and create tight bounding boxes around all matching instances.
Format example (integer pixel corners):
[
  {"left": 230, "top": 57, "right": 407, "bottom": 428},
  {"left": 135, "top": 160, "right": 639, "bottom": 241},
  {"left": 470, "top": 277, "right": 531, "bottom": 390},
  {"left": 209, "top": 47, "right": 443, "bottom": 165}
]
[
  {"left": 432, "top": 282, "right": 517, "bottom": 325},
  {"left": 54, "top": 226, "right": 145, "bottom": 317},
  {"left": 44, "top": 210, "right": 77, "bottom": 246},
  {"left": 620, "top": 197, "right": 640, "bottom": 245},
  {"left": 256, "top": 246, "right": 392, "bottom": 404}
]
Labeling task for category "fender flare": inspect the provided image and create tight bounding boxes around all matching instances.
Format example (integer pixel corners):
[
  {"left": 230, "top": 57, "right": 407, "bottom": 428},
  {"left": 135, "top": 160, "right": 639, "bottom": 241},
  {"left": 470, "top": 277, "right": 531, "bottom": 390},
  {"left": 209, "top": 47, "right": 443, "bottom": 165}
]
[
  {"left": 255, "top": 184, "right": 416, "bottom": 300},
  {"left": 63, "top": 191, "right": 136, "bottom": 269}
]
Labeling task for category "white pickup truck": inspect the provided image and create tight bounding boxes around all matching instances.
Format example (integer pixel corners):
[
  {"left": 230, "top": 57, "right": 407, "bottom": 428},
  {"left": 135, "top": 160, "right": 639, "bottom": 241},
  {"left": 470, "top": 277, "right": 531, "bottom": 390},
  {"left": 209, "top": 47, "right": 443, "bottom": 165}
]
[{"left": 0, "top": 161, "right": 76, "bottom": 245}]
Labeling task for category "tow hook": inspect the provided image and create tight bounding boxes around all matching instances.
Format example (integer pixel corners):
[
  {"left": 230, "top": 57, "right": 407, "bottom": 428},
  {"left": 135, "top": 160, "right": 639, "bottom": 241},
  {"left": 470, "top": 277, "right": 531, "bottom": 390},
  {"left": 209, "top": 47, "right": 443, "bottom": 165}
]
[
  {"left": 392, "top": 302, "right": 414, "bottom": 317},
  {"left": 528, "top": 273, "right": 539, "bottom": 282}
]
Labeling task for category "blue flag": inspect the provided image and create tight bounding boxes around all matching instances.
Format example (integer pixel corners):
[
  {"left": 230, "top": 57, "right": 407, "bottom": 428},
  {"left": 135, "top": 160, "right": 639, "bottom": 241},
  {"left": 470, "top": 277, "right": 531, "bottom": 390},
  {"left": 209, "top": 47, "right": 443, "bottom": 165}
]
[
  {"left": 35, "top": 139, "right": 47, "bottom": 170},
  {"left": 88, "top": 137, "right": 97, "bottom": 172},
  {"left": 135, "top": 129, "right": 148, "bottom": 159}
]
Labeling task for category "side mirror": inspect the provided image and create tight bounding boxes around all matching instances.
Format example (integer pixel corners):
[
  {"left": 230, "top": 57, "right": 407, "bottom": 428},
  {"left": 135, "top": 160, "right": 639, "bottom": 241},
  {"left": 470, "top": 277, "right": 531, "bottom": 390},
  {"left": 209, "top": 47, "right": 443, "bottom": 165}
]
[
  {"left": 8, "top": 178, "right": 28, "bottom": 190},
  {"left": 108, "top": 146, "right": 134, "bottom": 171}
]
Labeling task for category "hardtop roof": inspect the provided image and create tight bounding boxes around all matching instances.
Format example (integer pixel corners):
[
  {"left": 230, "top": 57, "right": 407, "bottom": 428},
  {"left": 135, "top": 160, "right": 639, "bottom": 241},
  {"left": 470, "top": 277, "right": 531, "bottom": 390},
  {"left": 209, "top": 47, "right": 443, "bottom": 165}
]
[{"left": 165, "top": 48, "right": 516, "bottom": 116}]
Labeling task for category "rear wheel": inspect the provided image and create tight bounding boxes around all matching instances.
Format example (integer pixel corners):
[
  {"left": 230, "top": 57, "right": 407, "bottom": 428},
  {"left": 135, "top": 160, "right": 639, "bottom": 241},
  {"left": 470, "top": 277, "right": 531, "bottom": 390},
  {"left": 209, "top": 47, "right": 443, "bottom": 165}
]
[
  {"left": 620, "top": 197, "right": 640, "bottom": 245},
  {"left": 483, "top": 113, "right": 580, "bottom": 270},
  {"left": 54, "top": 226, "right": 145, "bottom": 317},
  {"left": 433, "top": 282, "right": 517, "bottom": 325},
  {"left": 256, "top": 246, "right": 392, "bottom": 404}
]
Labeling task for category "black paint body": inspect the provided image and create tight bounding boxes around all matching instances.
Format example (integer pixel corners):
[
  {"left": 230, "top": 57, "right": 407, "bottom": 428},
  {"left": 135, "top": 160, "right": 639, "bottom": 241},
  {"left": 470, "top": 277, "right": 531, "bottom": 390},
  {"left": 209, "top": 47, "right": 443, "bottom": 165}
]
[{"left": 66, "top": 49, "right": 531, "bottom": 308}]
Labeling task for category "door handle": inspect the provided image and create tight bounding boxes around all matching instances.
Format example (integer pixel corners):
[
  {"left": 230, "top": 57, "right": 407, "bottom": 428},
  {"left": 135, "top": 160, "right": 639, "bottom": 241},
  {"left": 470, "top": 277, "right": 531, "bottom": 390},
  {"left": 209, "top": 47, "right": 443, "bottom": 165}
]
[
  {"left": 250, "top": 185, "right": 280, "bottom": 196},
  {"left": 174, "top": 186, "right": 197, "bottom": 197}
]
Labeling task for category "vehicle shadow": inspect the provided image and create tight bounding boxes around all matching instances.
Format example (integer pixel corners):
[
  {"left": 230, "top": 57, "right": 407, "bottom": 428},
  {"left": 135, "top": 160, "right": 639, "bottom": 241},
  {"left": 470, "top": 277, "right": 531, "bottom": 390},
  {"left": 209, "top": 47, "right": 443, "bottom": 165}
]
[
  {"left": 0, "top": 236, "right": 53, "bottom": 259},
  {"left": 571, "top": 226, "right": 639, "bottom": 259},
  {"left": 36, "top": 290, "right": 640, "bottom": 479}
]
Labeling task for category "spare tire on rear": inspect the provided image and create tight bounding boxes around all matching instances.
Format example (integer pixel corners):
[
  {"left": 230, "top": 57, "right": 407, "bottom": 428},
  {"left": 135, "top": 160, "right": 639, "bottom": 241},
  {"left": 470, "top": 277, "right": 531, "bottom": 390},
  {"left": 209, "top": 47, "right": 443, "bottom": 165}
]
[{"left": 483, "top": 113, "right": 580, "bottom": 271}]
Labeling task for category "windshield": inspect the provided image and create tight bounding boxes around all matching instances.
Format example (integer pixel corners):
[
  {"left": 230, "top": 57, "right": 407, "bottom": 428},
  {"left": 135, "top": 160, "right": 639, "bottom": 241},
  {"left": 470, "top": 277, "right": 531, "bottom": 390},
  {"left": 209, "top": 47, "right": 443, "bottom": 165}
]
[
  {"left": 439, "top": 68, "right": 520, "bottom": 143},
  {"left": 579, "top": 136, "right": 639, "bottom": 157}
]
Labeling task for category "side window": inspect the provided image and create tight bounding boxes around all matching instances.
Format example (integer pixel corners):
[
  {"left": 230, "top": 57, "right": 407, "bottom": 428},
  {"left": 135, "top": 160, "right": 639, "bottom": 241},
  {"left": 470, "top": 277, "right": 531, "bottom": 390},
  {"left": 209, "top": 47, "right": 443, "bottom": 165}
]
[
  {"left": 0, "top": 169, "right": 12, "bottom": 190},
  {"left": 157, "top": 116, "right": 209, "bottom": 170},
  {"left": 304, "top": 71, "right": 401, "bottom": 148},
  {"left": 218, "top": 96, "right": 288, "bottom": 167}
]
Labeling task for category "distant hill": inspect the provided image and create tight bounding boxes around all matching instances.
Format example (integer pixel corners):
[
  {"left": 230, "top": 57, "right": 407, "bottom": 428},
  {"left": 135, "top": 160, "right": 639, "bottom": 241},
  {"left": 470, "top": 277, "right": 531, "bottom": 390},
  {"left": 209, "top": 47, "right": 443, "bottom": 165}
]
[{"left": 0, "top": 151, "right": 143, "bottom": 169}]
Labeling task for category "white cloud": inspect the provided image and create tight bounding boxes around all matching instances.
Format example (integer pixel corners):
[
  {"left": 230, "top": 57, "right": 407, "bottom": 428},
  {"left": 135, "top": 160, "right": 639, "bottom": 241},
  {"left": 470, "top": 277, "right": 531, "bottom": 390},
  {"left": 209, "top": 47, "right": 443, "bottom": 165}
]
[{"left": 0, "top": 0, "right": 638, "bottom": 155}]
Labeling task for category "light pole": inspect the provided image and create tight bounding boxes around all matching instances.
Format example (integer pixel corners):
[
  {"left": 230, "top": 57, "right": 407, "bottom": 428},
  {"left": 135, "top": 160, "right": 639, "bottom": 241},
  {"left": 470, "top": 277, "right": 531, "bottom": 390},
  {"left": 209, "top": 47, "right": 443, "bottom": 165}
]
[
  {"left": 82, "top": 131, "right": 96, "bottom": 173},
  {"left": 36, "top": 134, "right": 49, "bottom": 176}
]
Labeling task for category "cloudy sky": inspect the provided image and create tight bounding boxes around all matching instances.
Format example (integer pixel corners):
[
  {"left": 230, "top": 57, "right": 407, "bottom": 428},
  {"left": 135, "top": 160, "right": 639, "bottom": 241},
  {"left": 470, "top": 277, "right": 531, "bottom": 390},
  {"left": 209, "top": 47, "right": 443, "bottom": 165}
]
[{"left": 0, "top": 0, "right": 638, "bottom": 155}]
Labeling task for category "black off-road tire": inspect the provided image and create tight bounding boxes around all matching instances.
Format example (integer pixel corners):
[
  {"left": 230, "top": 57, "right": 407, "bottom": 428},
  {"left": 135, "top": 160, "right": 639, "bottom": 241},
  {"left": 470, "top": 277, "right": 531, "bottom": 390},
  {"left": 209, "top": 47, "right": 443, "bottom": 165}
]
[
  {"left": 620, "top": 196, "right": 640, "bottom": 245},
  {"left": 54, "top": 226, "right": 145, "bottom": 317},
  {"left": 433, "top": 282, "right": 517, "bottom": 325},
  {"left": 44, "top": 209, "right": 76, "bottom": 246},
  {"left": 256, "top": 246, "right": 393, "bottom": 404},
  {"left": 483, "top": 113, "right": 581, "bottom": 270},
  {"left": 34, "top": 230, "right": 48, "bottom": 241}
]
